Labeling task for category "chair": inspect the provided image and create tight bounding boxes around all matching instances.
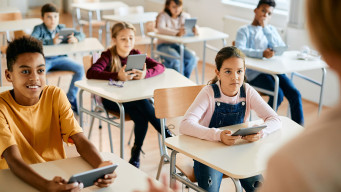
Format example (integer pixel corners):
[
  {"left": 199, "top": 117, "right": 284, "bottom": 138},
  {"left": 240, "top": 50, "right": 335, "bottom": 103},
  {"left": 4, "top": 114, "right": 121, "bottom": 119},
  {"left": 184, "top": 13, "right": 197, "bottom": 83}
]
[
  {"left": 0, "top": 11, "right": 23, "bottom": 44},
  {"left": 82, "top": 55, "right": 135, "bottom": 152},
  {"left": 73, "top": 0, "right": 106, "bottom": 42}
]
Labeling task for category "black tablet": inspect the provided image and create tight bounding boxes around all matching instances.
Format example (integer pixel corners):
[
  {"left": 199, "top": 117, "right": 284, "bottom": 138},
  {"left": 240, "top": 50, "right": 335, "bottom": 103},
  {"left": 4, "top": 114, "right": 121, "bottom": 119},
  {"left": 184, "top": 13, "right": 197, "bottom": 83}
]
[
  {"left": 59, "top": 28, "right": 75, "bottom": 43},
  {"left": 184, "top": 18, "right": 197, "bottom": 37},
  {"left": 231, "top": 125, "right": 267, "bottom": 136},
  {"left": 68, "top": 164, "right": 118, "bottom": 188},
  {"left": 125, "top": 54, "right": 147, "bottom": 71}
]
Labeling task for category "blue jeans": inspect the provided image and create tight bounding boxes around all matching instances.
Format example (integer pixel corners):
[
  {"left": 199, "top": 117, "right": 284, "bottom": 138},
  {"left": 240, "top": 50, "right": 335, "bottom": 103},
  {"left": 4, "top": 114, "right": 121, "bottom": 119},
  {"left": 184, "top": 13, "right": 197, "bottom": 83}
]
[
  {"left": 45, "top": 55, "right": 84, "bottom": 102},
  {"left": 194, "top": 160, "right": 263, "bottom": 192},
  {"left": 248, "top": 73, "right": 304, "bottom": 125},
  {"left": 157, "top": 43, "right": 197, "bottom": 78}
]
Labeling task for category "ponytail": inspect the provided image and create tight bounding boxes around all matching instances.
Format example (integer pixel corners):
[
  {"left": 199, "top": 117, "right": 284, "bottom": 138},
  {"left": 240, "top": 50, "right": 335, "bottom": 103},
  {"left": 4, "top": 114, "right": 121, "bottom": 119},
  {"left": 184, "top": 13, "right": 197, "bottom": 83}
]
[{"left": 109, "top": 46, "right": 121, "bottom": 73}]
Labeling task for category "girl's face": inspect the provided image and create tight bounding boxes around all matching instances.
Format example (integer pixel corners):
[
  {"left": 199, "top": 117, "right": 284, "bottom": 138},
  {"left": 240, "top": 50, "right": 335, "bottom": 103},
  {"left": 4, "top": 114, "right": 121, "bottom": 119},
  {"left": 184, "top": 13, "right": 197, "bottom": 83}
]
[
  {"left": 215, "top": 57, "right": 245, "bottom": 97},
  {"left": 168, "top": 1, "right": 183, "bottom": 17},
  {"left": 113, "top": 28, "right": 135, "bottom": 55}
]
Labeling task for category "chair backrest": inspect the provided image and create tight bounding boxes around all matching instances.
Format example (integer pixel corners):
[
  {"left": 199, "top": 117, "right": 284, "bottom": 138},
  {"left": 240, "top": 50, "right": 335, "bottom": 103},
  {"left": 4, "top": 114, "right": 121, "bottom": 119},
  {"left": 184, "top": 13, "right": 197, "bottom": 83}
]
[
  {"left": 154, "top": 85, "right": 206, "bottom": 119},
  {"left": 82, "top": 55, "right": 93, "bottom": 74},
  {"left": 0, "top": 12, "right": 25, "bottom": 40}
]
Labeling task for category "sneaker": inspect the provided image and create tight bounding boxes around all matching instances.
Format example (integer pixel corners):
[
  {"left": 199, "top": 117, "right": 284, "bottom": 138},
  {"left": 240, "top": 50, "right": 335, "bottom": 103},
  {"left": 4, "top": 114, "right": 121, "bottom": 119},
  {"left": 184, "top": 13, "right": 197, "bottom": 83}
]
[
  {"left": 69, "top": 98, "right": 78, "bottom": 115},
  {"left": 129, "top": 145, "right": 141, "bottom": 168},
  {"left": 165, "top": 127, "right": 175, "bottom": 138}
]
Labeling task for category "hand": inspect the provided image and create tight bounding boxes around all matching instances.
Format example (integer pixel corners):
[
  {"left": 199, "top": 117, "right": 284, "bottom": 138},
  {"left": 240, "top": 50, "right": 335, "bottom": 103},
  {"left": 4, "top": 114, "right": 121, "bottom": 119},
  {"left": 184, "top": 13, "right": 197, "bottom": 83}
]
[
  {"left": 132, "top": 64, "right": 147, "bottom": 80},
  {"left": 259, "top": 18, "right": 269, "bottom": 28},
  {"left": 53, "top": 33, "right": 62, "bottom": 45},
  {"left": 133, "top": 174, "right": 179, "bottom": 192},
  {"left": 67, "top": 33, "right": 78, "bottom": 44},
  {"left": 176, "top": 28, "right": 186, "bottom": 37},
  {"left": 242, "top": 130, "right": 263, "bottom": 142},
  {"left": 94, "top": 161, "right": 117, "bottom": 188},
  {"left": 118, "top": 65, "right": 137, "bottom": 81},
  {"left": 193, "top": 26, "right": 199, "bottom": 36},
  {"left": 220, "top": 130, "right": 241, "bottom": 146},
  {"left": 44, "top": 176, "right": 83, "bottom": 192},
  {"left": 263, "top": 48, "right": 275, "bottom": 58}
]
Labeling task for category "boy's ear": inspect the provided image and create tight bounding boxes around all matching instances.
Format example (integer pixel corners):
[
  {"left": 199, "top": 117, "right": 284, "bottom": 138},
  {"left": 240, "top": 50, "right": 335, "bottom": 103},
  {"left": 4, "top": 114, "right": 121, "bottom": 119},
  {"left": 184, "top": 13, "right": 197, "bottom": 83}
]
[
  {"left": 215, "top": 68, "right": 220, "bottom": 79},
  {"left": 5, "top": 69, "right": 13, "bottom": 83}
]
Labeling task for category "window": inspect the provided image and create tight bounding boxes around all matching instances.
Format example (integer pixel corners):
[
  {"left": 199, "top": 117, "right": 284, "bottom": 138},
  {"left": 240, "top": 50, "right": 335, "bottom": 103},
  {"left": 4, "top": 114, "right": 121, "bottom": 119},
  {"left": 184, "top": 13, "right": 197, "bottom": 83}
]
[{"left": 228, "top": 0, "right": 290, "bottom": 11}]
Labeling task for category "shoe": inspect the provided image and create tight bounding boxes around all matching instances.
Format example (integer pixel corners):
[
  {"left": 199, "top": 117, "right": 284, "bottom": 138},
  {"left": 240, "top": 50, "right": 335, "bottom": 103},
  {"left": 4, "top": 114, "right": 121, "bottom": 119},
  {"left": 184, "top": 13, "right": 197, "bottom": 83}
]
[
  {"left": 129, "top": 144, "right": 141, "bottom": 168},
  {"left": 165, "top": 127, "right": 174, "bottom": 138},
  {"left": 69, "top": 98, "right": 78, "bottom": 115}
]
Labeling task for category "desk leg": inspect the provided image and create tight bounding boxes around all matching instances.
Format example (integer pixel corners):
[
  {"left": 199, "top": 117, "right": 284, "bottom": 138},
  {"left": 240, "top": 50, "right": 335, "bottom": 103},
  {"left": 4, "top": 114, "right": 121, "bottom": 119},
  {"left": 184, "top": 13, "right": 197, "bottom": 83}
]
[
  {"left": 271, "top": 74, "right": 279, "bottom": 111},
  {"left": 79, "top": 89, "right": 84, "bottom": 128},
  {"left": 231, "top": 178, "right": 243, "bottom": 192},
  {"left": 202, "top": 41, "right": 207, "bottom": 84},
  {"left": 106, "top": 21, "right": 110, "bottom": 48},
  {"left": 318, "top": 68, "right": 326, "bottom": 115},
  {"left": 140, "top": 22, "right": 145, "bottom": 37},
  {"left": 150, "top": 37, "right": 155, "bottom": 59},
  {"left": 180, "top": 44, "right": 184, "bottom": 75},
  {"left": 118, "top": 103, "right": 125, "bottom": 159},
  {"left": 88, "top": 11, "right": 93, "bottom": 37}
]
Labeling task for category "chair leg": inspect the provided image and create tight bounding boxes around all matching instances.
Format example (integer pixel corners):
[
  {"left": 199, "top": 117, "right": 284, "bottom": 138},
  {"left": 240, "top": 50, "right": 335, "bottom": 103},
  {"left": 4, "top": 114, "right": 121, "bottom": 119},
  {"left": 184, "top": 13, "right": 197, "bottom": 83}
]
[
  {"left": 98, "top": 28, "right": 102, "bottom": 43},
  {"left": 99, "top": 120, "right": 103, "bottom": 152},
  {"left": 195, "top": 66, "right": 199, "bottom": 84},
  {"left": 57, "top": 76, "right": 61, "bottom": 87},
  {"left": 106, "top": 111, "right": 114, "bottom": 153},
  {"left": 156, "top": 154, "right": 169, "bottom": 180},
  {"left": 88, "top": 115, "right": 96, "bottom": 139}
]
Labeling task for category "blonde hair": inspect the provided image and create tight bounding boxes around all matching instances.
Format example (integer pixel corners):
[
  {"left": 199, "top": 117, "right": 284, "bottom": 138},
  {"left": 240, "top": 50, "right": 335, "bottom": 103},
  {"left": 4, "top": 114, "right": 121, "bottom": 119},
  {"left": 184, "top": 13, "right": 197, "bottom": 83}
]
[
  {"left": 208, "top": 46, "right": 246, "bottom": 85},
  {"left": 306, "top": 0, "right": 341, "bottom": 55},
  {"left": 110, "top": 22, "right": 136, "bottom": 72}
]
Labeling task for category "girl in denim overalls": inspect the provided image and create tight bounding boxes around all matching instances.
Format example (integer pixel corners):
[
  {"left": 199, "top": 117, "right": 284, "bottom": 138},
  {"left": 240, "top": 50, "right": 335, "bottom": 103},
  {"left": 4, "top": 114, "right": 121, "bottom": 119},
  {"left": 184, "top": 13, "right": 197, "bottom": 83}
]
[{"left": 180, "top": 46, "right": 281, "bottom": 192}]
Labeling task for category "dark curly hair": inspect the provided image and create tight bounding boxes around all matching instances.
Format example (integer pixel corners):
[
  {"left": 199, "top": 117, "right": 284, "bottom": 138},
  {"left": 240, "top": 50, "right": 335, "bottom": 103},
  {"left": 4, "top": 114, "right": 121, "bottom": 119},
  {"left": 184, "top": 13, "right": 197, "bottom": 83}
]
[
  {"left": 6, "top": 36, "right": 44, "bottom": 71},
  {"left": 257, "top": 0, "right": 276, "bottom": 8}
]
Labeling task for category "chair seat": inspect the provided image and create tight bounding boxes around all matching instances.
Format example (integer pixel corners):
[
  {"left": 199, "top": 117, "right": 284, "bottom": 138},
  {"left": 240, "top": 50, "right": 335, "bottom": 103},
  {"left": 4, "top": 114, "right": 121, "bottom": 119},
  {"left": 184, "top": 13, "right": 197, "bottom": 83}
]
[
  {"left": 46, "top": 71, "right": 75, "bottom": 78},
  {"left": 175, "top": 153, "right": 229, "bottom": 183}
]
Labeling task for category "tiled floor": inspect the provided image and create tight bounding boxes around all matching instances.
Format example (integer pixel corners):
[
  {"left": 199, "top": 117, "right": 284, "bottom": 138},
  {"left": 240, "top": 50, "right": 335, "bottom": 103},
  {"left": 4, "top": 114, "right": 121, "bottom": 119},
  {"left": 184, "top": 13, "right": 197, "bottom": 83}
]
[{"left": 1, "top": 10, "right": 331, "bottom": 191}]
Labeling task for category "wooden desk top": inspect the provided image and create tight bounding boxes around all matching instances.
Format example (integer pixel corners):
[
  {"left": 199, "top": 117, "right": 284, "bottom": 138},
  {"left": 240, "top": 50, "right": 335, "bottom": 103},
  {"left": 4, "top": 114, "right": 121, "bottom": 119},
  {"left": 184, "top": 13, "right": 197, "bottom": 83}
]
[
  {"left": 245, "top": 51, "right": 327, "bottom": 74},
  {"left": 165, "top": 116, "right": 304, "bottom": 179},
  {"left": 43, "top": 38, "right": 104, "bottom": 57},
  {"left": 75, "top": 68, "right": 196, "bottom": 103},
  {"left": 147, "top": 27, "right": 229, "bottom": 44},
  {"left": 0, "top": 152, "right": 159, "bottom": 191}
]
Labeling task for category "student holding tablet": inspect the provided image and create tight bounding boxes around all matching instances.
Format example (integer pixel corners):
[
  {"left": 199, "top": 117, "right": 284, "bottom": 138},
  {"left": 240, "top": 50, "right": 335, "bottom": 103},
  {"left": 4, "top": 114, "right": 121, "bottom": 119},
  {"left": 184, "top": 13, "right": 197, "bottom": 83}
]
[
  {"left": 155, "top": 0, "right": 198, "bottom": 78},
  {"left": 87, "top": 22, "right": 173, "bottom": 168},
  {"left": 235, "top": 0, "right": 304, "bottom": 125},
  {"left": 180, "top": 46, "right": 281, "bottom": 192}
]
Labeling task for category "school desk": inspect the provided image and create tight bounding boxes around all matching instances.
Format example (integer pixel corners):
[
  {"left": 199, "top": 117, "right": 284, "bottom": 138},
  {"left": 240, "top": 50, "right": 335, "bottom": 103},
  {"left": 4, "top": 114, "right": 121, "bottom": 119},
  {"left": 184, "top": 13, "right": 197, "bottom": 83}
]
[
  {"left": 43, "top": 37, "right": 104, "bottom": 57},
  {"left": 245, "top": 51, "right": 327, "bottom": 114},
  {"left": 0, "top": 152, "right": 161, "bottom": 192},
  {"left": 148, "top": 27, "right": 228, "bottom": 84},
  {"left": 75, "top": 68, "right": 196, "bottom": 158},
  {"left": 165, "top": 116, "right": 304, "bottom": 192},
  {"left": 71, "top": 1, "right": 128, "bottom": 37},
  {"left": 102, "top": 12, "right": 158, "bottom": 47}
]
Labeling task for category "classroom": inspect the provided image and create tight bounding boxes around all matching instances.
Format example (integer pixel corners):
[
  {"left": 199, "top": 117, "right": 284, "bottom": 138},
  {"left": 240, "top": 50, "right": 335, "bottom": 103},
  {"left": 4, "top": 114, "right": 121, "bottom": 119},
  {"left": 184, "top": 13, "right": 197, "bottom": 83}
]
[{"left": 0, "top": 0, "right": 340, "bottom": 191}]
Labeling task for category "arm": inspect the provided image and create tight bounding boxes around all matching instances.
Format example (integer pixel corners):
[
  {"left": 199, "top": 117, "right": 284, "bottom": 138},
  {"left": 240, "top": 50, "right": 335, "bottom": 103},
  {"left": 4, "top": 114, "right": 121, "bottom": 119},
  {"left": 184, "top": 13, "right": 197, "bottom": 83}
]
[
  {"left": 247, "top": 85, "right": 281, "bottom": 136},
  {"left": 235, "top": 27, "right": 264, "bottom": 58},
  {"left": 3, "top": 145, "right": 80, "bottom": 191},
  {"left": 145, "top": 56, "right": 165, "bottom": 78},
  {"left": 86, "top": 50, "right": 119, "bottom": 80},
  {"left": 263, "top": 25, "right": 286, "bottom": 48},
  {"left": 31, "top": 25, "right": 54, "bottom": 45},
  {"left": 179, "top": 87, "right": 223, "bottom": 141}
]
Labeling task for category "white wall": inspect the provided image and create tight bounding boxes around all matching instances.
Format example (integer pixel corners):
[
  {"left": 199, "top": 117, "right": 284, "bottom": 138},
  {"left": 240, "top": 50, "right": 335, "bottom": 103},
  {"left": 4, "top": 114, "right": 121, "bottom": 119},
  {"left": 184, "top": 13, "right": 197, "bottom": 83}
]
[{"left": 144, "top": 0, "right": 339, "bottom": 107}]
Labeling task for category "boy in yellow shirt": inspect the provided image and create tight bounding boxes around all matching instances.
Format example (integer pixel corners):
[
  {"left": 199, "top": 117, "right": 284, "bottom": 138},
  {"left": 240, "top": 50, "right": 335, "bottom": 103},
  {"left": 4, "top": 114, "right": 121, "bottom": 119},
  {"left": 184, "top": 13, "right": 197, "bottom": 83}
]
[{"left": 0, "top": 36, "right": 116, "bottom": 191}]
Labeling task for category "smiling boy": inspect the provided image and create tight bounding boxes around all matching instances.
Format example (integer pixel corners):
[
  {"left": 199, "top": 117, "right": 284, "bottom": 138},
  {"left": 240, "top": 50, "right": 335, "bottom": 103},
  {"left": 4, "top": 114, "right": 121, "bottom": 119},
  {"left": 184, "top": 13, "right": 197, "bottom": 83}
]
[{"left": 0, "top": 36, "right": 115, "bottom": 191}]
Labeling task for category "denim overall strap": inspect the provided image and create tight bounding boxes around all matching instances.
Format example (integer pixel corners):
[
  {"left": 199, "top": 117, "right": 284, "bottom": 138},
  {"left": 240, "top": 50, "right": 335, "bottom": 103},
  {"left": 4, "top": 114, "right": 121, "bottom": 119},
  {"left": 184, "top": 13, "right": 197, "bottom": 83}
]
[{"left": 208, "top": 84, "right": 246, "bottom": 128}]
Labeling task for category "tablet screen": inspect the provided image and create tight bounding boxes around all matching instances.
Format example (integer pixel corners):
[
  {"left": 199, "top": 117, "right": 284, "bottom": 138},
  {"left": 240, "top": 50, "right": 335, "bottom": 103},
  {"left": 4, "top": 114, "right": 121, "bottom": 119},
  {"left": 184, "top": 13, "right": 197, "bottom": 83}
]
[
  {"left": 68, "top": 164, "right": 118, "bottom": 188},
  {"left": 59, "top": 28, "right": 75, "bottom": 43},
  {"left": 125, "top": 54, "right": 147, "bottom": 71},
  {"left": 231, "top": 125, "right": 267, "bottom": 136},
  {"left": 184, "top": 18, "right": 197, "bottom": 37}
]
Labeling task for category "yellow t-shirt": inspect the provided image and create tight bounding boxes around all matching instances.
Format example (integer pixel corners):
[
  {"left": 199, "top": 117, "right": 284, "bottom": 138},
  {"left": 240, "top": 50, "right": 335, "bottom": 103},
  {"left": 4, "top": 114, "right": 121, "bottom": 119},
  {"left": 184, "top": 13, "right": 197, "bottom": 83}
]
[{"left": 0, "top": 85, "right": 83, "bottom": 169}]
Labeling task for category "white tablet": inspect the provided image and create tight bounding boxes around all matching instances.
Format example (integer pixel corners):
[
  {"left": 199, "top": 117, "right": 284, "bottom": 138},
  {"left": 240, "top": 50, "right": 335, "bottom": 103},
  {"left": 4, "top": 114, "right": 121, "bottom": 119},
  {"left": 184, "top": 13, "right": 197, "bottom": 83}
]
[
  {"left": 272, "top": 46, "right": 288, "bottom": 56},
  {"left": 184, "top": 18, "right": 197, "bottom": 37},
  {"left": 125, "top": 54, "right": 147, "bottom": 71},
  {"left": 68, "top": 164, "right": 118, "bottom": 188},
  {"left": 231, "top": 125, "right": 266, "bottom": 136},
  {"left": 59, "top": 28, "right": 75, "bottom": 43}
]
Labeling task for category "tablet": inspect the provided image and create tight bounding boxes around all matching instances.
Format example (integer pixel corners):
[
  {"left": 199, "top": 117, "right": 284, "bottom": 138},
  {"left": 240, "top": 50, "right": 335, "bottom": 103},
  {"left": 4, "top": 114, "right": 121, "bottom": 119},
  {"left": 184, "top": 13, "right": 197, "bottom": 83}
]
[
  {"left": 68, "top": 164, "right": 118, "bottom": 188},
  {"left": 231, "top": 125, "right": 267, "bottom": 136},
  {"left": 272, "top": 46, "right": 288, "bottom": 56},
  {"left": 59, "top": 28, "right": 75, "bottom": 43},
  {"left": 125, "top": 54, "right": 147, "bottom": 71},
  {"left": 184, "top": 18, "right": 197, "bottom": 37}
]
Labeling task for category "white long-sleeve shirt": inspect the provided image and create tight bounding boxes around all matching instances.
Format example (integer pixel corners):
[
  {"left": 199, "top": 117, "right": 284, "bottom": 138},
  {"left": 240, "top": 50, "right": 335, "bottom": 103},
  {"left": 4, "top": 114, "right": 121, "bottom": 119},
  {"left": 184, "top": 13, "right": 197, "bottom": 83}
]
[{"left": 180, "top": 83, "right": 281, "bottom": 142}]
